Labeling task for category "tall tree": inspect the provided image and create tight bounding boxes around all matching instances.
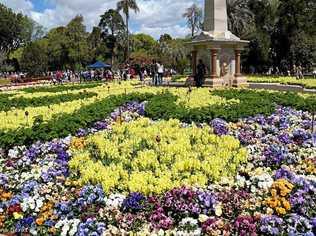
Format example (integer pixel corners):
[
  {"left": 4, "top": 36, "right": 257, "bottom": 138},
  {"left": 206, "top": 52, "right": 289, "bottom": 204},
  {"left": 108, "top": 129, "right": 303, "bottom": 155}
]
[
  {"left": 65, "top": 15, "right": 90, "bottom": 70},
  {"left": 117, "top": 0, "right": 140, "bottom": 62},
  {"left": 99, "top": 9, "right": 125, "bottom": 36},
  {"left": 99, "top": 9, "right": 125, "bottom": 65},
  {"left": 183, "top": 4, "right": 203, "bottom": 37},
  {"left": 0, "top": 4, "right": 30, "bottom": 68},
  {"left": 273, "top": 0, "right": 316, "bottom": 69},
  {"left": 20, "top": 40, "right": 48, "bottom": 76},
  {"left": 227, "top": 0, "right": 254, "bottom": 37},
  {"left": 46, "top": 27, "right": 68, "bottom": 70},
  {"left": 88, "top": 27, "right": 102, "bottom": 61}
]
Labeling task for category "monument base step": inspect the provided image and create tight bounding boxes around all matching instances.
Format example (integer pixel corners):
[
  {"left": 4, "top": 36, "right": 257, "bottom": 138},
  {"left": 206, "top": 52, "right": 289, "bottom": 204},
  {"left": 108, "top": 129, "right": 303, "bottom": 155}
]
[
  {"left": 232, "top": 77, "right": 248, "bottom": 87},
  {"left": 204, "top": 78, "right": 224, "bottom": 88}
]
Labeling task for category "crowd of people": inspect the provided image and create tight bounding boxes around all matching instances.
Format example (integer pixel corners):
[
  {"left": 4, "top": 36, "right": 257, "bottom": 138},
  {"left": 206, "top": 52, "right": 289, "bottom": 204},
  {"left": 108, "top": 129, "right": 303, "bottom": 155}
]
[
  {"left": 117, "top": 61, "right": 176, "bottom": 85},
  {"left": 49, "top": 69, "right": 115, "bottom": 84},
  {"left": 249, "top": 64, "right": 316, "bottom": 79}
]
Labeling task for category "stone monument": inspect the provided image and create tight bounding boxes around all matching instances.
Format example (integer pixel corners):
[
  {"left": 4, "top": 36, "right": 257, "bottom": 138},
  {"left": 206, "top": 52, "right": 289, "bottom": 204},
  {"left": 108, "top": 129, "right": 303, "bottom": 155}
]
[{"left": 188, "top": 0, "right": 249, "bottom": 87}]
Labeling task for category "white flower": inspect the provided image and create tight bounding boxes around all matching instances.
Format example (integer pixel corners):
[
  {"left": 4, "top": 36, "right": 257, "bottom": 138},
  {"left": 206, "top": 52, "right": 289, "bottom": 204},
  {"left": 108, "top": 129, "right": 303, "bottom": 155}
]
[
  {"left": 215, "top": 204, "right": 222, "bottom": 216},
  {"left": 8, "top": 148, "right": 19, "bottom": 158},
  {"left": 105, "top": 193, "right": 125, "bottom": 209},
  {"left": 198, "top": 214, "right": 209, "bottom": 223}
]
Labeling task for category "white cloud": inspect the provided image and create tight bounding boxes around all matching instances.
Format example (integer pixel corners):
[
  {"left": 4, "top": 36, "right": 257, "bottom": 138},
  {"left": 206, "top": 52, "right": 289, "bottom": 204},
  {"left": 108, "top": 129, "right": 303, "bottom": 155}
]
[{"left": 0, "top": 0, "right": 203, "bottom": 38}]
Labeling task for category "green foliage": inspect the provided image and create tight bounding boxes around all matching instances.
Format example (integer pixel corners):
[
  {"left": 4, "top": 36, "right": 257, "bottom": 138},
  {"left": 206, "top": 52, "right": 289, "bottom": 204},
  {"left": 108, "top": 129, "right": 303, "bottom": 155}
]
[
  {"left": 244, "top": 0, "right": 316, "bottom": 72},
  {"left": 20, "top": 40, "right": 48, "bottom": 75},
  {"left": 145, "top": 89, "right": 313, "bottom": 123},
  {"left": 0, "top": 92, "right": 98, "bottom": 112},
  {"left": 0, "top": 92, "right": 154, "bottom": 148},
  {"left": 248, "top": 76, "right": 316, "bottom": 89},
  {"left": 0, "top": 89, "right": 315, "bottom": 149},
  {"left": 21, "top": 82, "right": 102, "bottom": 93}
]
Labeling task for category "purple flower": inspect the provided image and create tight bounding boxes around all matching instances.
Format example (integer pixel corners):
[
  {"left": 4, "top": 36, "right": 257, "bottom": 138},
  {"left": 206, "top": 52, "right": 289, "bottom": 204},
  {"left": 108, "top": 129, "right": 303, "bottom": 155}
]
[
  {"left": 22, "top": 216, "right": 34, "bottom": 226},
  {"left": 77, "top": 185, "right": 105, "bottom": 207},
  {"left": 234, "top": 215, "right": 257, "bottom": 236},
  {"left": 292, "top": 129, "right": 310, "bottom": 145},
  {"left": 149, "top": 207, "right": 173, "bottom": 230},
  {"left": 210, "top": 118, "right": 229, "bottom": 136},
  {"left": 93, "top": 121, "right": 108, "bottom": 130},
  {"left": 286, "top": 214, "right": 313, "bottom": 235},
  {"left": 76, "top": 128, "right": 88, "bottom": 137},
  {"left": 196, "top": 190, "right": 217, "bottom": 215},
  {"left": 312, "top": 133, "right": 316, "bottom": 147},
  {"left": 263, "top": 144, "right": 290, "bottom": 167},
  {"left": 162, "top": 187, "right": 201, "bottom": 219},
  {"left": 260, "top": 215, "right": 284, "bottom": 236},
  {"left": 0, "top": 173, "right": 8, "bottom": 186},
  {"left": 278, "top": 133, "right": 292, "bottom": 144},
  {"left": 21, "top": 180, "right": 38, "bottom": 194},
  {"left": 238, "top": 129, "right": 256, "bottom": 145},
  {"left": 122, "top": 192, "right": 146, "bottom": 212}
]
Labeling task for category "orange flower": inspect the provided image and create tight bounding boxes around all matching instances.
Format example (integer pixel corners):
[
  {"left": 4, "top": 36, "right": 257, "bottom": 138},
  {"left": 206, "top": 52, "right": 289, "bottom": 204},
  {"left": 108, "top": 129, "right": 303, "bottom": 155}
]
[
  {"left": 71, "top": 138, "right": 86, "bottom": 150},
  {"left": 49, "top": 227, "right": 57, "bottom": 234},
  {"left": 282, "top": 198, "right": 291, "bottom": 211},
  {"left": 36, "top": 217, "right": 44, "bottom": 225},
  {"left": 267, "top": 198, "right": 278, "bottom": 208}
]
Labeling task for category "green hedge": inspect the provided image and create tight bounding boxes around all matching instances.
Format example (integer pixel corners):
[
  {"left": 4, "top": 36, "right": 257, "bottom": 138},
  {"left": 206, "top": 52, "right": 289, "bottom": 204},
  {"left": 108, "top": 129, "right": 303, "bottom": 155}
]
[
  {"left": 145, "top": 89, "right": 315, "bottom": 123},
  {"left": 21, "top": 82, "right": 103, "bottom": 93},
  {"left": 0, "top": 93, "right": 154, "bottom": 148},
  {"left": 0, "top": 89, "right": 315, "bottom": 149},
  {"left": 0, "top": 92, "right": 98, "bottom": 112}
]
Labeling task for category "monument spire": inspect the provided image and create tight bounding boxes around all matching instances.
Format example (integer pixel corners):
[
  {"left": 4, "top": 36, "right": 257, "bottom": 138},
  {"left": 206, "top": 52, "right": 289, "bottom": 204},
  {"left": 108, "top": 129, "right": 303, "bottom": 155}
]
[{"left": 204, "top": 0, "right": 228, "bottom": 32}]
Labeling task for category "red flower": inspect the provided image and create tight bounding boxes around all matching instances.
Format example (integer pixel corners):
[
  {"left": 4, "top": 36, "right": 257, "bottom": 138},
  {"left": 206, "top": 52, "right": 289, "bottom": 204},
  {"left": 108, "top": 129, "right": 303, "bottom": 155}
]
[{"left": 8, "top": 204, "right": 22, "bottom": 215}]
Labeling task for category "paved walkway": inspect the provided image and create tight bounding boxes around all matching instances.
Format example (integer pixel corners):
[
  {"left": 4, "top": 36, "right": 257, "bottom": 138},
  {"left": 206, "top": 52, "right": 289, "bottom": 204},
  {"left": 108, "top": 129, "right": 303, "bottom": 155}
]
[
  {"left": 159, "top": 81, "right": 316, "bottom": 94},
  {"left": 249, "top": 83, "right": 316, "bottom": 94}
]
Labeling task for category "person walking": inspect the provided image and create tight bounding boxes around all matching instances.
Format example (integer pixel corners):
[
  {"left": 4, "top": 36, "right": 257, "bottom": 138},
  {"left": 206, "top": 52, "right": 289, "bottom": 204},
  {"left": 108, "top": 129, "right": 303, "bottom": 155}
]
[
  {"left": 195, "top": 59, "right": 206, "bottom": 88},
  {"left": 157, "top": 62, "right": 164, "bottom": 85},
  {"left": 150, "top": 60, "right": 158, "bottom": 86}
]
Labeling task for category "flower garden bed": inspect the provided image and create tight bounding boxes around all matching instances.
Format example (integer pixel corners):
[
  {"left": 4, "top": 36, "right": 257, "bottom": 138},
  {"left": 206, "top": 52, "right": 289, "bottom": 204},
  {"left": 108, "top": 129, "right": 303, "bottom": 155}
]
[
  {"left": 247, "top": 76, "right": 316, "bottom": 89},
  {"left": 0, "top": 91, "right": 315, "bottom": 235}
]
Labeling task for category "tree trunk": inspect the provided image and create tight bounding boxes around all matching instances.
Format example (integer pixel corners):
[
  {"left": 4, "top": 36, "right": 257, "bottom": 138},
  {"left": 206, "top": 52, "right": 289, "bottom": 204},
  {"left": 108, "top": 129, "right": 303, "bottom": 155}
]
[{"left": 126, "top": 13, "right": 129, "bottom": 63}]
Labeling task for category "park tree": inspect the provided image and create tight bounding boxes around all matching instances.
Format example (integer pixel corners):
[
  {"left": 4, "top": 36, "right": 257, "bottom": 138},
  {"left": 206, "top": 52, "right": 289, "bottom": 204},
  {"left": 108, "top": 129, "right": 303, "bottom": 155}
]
[
  {"left": 159, "top": 34, "right": 172, "bottom": 43},
  {"left": 65, "top": 15, "right": 90, "bottom": 70},
  {"left": 46, "top": 27, "right": 68, "bottom": 70},
  {"left": 183, "top": 4, "right": 203, "bottom": 37},
  {"left": 20, "top": 40, "right": 48, "bottom": 76},
  {"left": 130, "top": 34, "right": 158, "bottom": 53},
  {"left": 117, "top": 0, "right": 140, "bottom": 62},
  {"left": 272, "top": 0, "right": 316, "bottom": 70},
  {"left": 0, "top": 4, "right": 44, "bottom": 70},
  {"left": 99, "top": 9, "right": 126, "bottom": 65},
  {"left": 227, "top": 0, "right": 254, "bottom": 38}
]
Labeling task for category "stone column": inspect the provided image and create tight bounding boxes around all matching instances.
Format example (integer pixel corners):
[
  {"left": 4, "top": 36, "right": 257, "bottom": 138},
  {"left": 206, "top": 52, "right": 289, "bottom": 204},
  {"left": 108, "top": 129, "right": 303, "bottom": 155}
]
[
  {"left": 210, "top": 49, "right": 219, "bottom": 79},
  {"left": 235, "top": 49, "right": 242, "bottom": 77},
  {"left": 192, "top": 50, "right": 197, "bottom": 76}
]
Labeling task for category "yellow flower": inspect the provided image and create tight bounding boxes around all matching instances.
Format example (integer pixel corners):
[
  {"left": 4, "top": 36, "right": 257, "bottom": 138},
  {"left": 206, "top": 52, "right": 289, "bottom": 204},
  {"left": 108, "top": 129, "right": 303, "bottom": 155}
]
[
  {"left": 276, "top": 207, "right": 286, "bottom": 215},
  {"left": 70, "top": 118, "right": 247, "bottom": 195},
  {"left": 13, "top": 212, "right": 23, "bottom": 220}
]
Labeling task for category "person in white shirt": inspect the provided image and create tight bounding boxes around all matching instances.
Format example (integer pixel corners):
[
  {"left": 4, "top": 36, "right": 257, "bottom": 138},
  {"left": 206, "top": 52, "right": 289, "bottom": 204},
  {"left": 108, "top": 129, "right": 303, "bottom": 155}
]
[{"left": 157, "top": 62, "right": 164, "bottom": 85}]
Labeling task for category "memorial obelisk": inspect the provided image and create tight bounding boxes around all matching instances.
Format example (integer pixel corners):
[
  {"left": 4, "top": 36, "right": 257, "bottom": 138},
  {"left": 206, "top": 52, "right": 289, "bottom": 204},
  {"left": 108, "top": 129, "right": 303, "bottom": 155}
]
[{"left": 188, "top": 0, "right": 249, "bottom": 87}]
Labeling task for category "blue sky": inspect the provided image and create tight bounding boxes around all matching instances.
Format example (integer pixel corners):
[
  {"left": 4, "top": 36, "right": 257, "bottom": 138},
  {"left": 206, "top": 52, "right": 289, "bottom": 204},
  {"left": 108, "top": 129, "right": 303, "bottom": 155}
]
[
  {"left": 31, "top": 0, "right": 53, "bottom": 11},
  {"left": 0, "top": 0, "right": 203, "bottom": 38}
]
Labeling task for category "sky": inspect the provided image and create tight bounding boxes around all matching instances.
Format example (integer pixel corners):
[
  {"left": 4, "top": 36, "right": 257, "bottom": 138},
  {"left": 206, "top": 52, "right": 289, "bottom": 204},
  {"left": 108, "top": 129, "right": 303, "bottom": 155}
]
[{"left": 0, "top": 0, "right": 204, "bottom": 39}]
